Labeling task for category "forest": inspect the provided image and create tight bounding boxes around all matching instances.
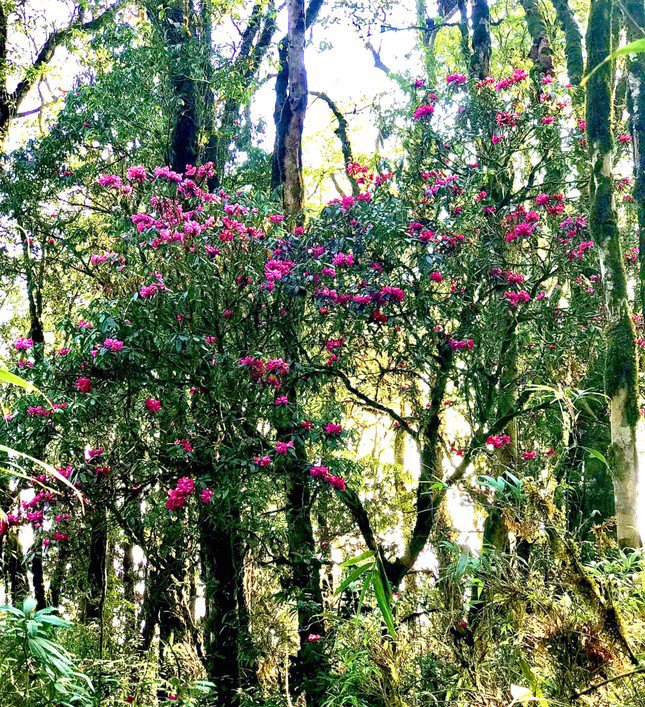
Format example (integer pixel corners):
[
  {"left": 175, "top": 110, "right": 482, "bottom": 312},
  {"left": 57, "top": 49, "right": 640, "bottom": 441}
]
[{"left": 0, "top": 0, "right": 644, "bottom": 704}]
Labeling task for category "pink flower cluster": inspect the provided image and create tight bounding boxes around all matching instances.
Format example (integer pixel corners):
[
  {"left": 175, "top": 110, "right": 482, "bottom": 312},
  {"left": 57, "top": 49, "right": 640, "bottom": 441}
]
[
  {"left": 503, "top": 290, "right": 531, "bottom": 307},
  {"left": 140, "top": 274, "right": 167, "bottom": 299},
  {"left": 309, "top": 465, "right": 346, "bottom": 491},
  {"left": 447, "top": 338, "right": 474, "bottom": 351},
  {"left": 238, "top": 357, "right": 290, "bottom": 388},
  {"left": 166, "top": 477, "right": 195, "bottom": 510},
  {"left": 413, "top": 104, "right": 435, "bottom": 120},
  {"left": 13, "top": 337, "right": 33, "bottom": 350},
  {"left": 75, "top": 377, "right": 92, "bottom": 393},
  {"left": 145, "top": 397, "right": 161, "bottom": 413},
  {"left": 494, "top": 69, "right": 528, "bottom": 91},
  {"left": 486, "top": 434, "right": 511, "bottom": 448},
  {"left": 103, "top": 338, "right": 124, "bottom": 351},
  {"left": 446, "top": 73, "right": 467, "bottom": 85}
]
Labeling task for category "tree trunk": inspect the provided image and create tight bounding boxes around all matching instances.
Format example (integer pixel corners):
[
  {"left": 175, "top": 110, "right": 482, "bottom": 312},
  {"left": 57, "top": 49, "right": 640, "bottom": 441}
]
[
  {"left": 550, "top": 0, "right": 584, "bottom": 87},
  {"left": 152, "top": 1, "right": 200, "bottom": 172},
  {"left": 5, "top": 531, "right": 29, "bottom": 605},
  {"left": 283, "top": 432, "right": 328, "bottom": 706},
  {"left": 122, "top": 542, "right": 137, "bottom": 637},
  {"left": 624, "top": 0, "right": 645, "bottom": 322},
  {"left": 199, "top": 504, "right": 253, "bottom": 704},
  {"left": 32, "top": 540, "right": 46, "bottom": 610},
  {"left": 271, "top": 0, "right": 324, "bottom": 195},
  {"left": 470, "top": 0, "right": 492, "bottom": 80},
  {"left": 586, "top": 0, "right": 641, "bottom": 549},
  {"left": 520, "top": 0, "right": 554, "bottom": 74},
  {"left": 85, "top": 504, "right": 108, "bottom": 620}
]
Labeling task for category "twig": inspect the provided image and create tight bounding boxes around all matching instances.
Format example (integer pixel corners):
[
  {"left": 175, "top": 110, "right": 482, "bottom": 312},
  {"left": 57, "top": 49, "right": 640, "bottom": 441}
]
[{"left": 572, "top": 664, "right": 645, "bottom": 698}]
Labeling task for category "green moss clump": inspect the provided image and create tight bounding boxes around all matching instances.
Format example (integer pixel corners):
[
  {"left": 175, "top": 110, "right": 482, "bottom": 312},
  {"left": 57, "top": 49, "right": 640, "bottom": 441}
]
[{"left": 605, "top": 311, "right": 640, "bottom": 428}]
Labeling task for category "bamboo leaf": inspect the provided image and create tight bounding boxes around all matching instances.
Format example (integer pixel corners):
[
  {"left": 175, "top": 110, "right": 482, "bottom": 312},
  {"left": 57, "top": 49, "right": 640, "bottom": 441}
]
[
  {"left": 581, "top": 39, "right": 645, "bottom": 87},
  {"left": 0, "top": 368, "right": 47, "bottom": 399}
]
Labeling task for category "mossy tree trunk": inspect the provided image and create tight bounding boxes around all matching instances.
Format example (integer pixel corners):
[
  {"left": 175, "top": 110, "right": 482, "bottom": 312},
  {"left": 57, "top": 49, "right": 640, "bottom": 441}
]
[
  {"left": 586, "top": 0, "right": 641, "bottom": 549},
  {"left": 520, "top": 0, "right": 554, "bottom": 74},
  {"left": 471, "top": 0, "right": 492, "bottom": 80},
  {"left": 624, "top": 0, "right": 645, "bottom": 322},
  {"left": 549, "top": 0, "right": 584, "bottom": 87}
]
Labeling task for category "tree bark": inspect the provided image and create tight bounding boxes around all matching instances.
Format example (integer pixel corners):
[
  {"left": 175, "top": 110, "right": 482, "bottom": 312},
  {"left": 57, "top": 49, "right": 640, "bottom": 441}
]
[
  {"left": 550, "top": 0, "right": 584, "bottom": 86},
  {"left": 199, "top": 504, "right": 256, "bottom": 704},
  {"left": 270, "top": 0, "right": 324, "bottom": 195},
  {"left": 586, "top": 0, "right": 641, "bottom": 549},
  {"left": 204, "top": 2, "right": 277, "bottom": 184},
  {"left": 520, "top": 0, "right": 554, "bottom": 74},
  {"left": 470, "top": 0, "right": 492, "bottom": 80},
  {"left": 84, "top": 504, "right": 108, "bottom": 620},
  {"left": 624, "top": 0, "right": 645, "bottom": 323}
]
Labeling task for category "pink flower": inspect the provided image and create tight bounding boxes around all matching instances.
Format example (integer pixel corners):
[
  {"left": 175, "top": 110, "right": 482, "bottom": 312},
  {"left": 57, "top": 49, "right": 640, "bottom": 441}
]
[
  {"left": 145, "top": 397, "right": 161, "bottom": 413},
  {"left": 254, "top": 455, "right": 272, "bottom": 468},
  {"left": 200, "top": 488, "right": 214, "bottom": 504},
  {"left": 307, "top": 633, "right": 322, "bottom": 642},
  {"left": 75, "top": 377, "right": 92, "bottom": 393},
  {"left": 523, "top": 450, "right": 536, "bottom": 460},
  {"left": 165, "top": 477, "right": 195, "bottom": 511},
  {"left": 140, "top": 278, "right": 166, "bottom": 299},
  {"left": 275, "top": 441, "right": 294, "bottom": 454},
  {"left": 446, "top": 73, "right": 467, "bottom": 85},
  {"left": 429, "top": 271, "right": 444, "bottom": 283},
  {"left": 413, "top": 104, "right": 435, "bottom": 120},
  {"left": 618, "top": 133, "right": 632, "bottom": 144},
  {"left": 332, "top": 252, "right": 354, "bottom": 267},
  {"left": 13, "top": 337, "right": 33, "bottom": 351},
  {"left": 486, "top": 434, "right": 511, "bottom": 449},
  {"left": 379, "top": 286, "right": 405, "bottom": 303},
  {"left": 85, "top": 448, "right": 104, "bottom": 461},
  {"left": 126, "top": 165, "right": 147, "bottom": 182},
  {"left": 324, "top": 423, "right": 342, "bottom": 436},
  {"left": 97, "top": 174, "right": 122, "bottom": 189},
  {"left": 174, "top": 438, "right": 193, "bottom": 453},
  {"left": 103, "top": 338, "right": 123, "bottom": 351},
  {"left": 275, "top": 395, "right": 289, "bottom": 406}
]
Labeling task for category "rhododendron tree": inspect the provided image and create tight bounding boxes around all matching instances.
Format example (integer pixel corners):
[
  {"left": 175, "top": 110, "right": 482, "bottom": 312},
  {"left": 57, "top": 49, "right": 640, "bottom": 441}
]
[{"left": 0, "top": 1, "right": 644, "bottom": 705}]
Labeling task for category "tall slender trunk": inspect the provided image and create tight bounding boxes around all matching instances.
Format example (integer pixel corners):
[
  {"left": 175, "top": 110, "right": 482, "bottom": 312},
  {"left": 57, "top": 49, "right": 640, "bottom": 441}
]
[
  {"left": 199, "top": 500, "right": 256, "bottom": 704},
  {"left": 470, "top": 0, "right": 491, "bottom": 80},
  {"left": 549, "top": 0, "right": 584, "bottom": 87},
  {"left": 520, "top": 0, "right": 554, "bottom": 74},
  {"left": 32, "top": 539, "right": 46, "bottom": 610},
  {"left": 5, "top": 531, "right": 29, "bottom": 605},
  {"left": 49, "top": 542, "right": 70, "bottom": 607},
  {"left": 270, "top": 0, "right": 324, "bottom": 195},
  {"left": 122, "top": 542, "right": 137, "bottom": 637},
  {"left": 151, "top": 1, "right": 200, "bottom": 171},
  {"left": 586, "top": 0, "right": 641, "bottom": 549},
  {"left": 624, "top": 0, "right": 645, "bottom": 322},
  {"left": 84, "top": 504, "right": 108, "bottom": 620}
]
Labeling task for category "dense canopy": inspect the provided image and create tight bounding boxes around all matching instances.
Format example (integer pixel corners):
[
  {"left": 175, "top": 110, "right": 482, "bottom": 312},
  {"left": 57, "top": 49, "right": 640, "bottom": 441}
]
[{"left": 0, "top": 0, "right": 645, "bottom": 705}]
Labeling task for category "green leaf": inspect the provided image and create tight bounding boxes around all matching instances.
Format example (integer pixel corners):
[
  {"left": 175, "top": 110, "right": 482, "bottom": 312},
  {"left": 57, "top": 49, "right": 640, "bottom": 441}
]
[
  {"left": 0, "top": 368, "right": 47, "bottom": 399},
  {"left": 334, "top": 563, "right": 372, "bottom": 596},
  {"left": 340, "top": 550, "right": 375, "bottom": 568},
  {"left": 584, "top": 448, "right": 610, "bottom": 469},
  {"left": 0, "top": 445, "right": 84, "bottom": 504},
  {"left": 371, "top": 571, "right": 397, "bottom": 639},
  {"left": 581, "top": 39, "right": 645, "bottom": 87}
]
